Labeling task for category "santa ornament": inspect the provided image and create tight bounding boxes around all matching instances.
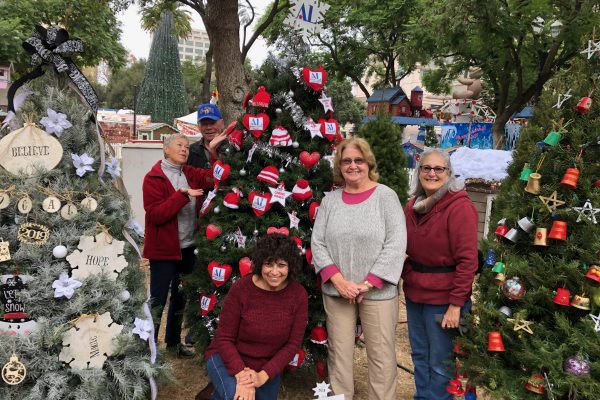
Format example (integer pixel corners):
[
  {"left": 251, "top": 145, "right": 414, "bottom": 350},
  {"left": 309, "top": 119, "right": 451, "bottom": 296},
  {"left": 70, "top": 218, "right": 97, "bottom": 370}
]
[
  {"left": 310, "top": 325, "right": 328, "bottom": 344},
  {"left": 301, "top": 66, "right": 327, "bottom": 92},
  {"left": 269, "top": 126, "right": 293, "bottom": 147},
  {"left": 223, "top": 191, "right": 241, "bottom": 209},
  {"left": 292, "top": 179, "right": 313, "bottom": 201},
  {"left": 257, "top": 166, "right": 280, "bottom": 186},
  {"left": 251, "top": 86, "right": 271, "bottom": 108}
]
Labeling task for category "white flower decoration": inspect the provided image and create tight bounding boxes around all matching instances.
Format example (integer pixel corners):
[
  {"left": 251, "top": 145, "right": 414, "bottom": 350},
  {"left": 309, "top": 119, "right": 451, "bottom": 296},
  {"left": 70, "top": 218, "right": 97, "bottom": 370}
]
[
  {"left": 132, "top": 317, "right": 154, "bottom": 341},
  {"left": 52, "top": 272, "right": 82, "bottom": 299},
  {"left": 71, "top": 153, "right": 95, "bottom": 177},
  {"left": 40, "top": 108, "right": 73, "bottom": 137},
  {"left": 105, "top": 158, "right": 121, "bottom": 179}
]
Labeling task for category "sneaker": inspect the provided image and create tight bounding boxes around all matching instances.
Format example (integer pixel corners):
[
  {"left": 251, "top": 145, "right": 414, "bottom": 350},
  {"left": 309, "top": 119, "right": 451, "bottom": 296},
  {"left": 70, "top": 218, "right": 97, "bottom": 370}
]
[{"left": 167, "top": 343, "right": 195, "bottom": 358}]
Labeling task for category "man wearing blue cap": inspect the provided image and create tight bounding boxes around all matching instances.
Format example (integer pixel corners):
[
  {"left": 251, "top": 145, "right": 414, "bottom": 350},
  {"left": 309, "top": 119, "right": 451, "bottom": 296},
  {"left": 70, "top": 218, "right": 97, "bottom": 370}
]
[{"left": 188, "top": 103, "right": 228, "bottom": 169}]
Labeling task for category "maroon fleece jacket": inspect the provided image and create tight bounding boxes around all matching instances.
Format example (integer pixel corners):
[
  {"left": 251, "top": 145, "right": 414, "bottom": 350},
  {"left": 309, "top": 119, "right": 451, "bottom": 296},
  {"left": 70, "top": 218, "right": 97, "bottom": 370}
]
[
  {"left": 402, "top": 190, "right": 478, "bottom": 306},
  {"left": 204, "top": 276, "right": 308, "bottom": 379}
]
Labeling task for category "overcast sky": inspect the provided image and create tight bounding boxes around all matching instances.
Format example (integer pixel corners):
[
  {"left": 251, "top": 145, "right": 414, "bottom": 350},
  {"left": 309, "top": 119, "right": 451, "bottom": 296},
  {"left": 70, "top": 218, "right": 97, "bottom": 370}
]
[{"left": 117, "top": 2, "right": 272, "bottom": 67}]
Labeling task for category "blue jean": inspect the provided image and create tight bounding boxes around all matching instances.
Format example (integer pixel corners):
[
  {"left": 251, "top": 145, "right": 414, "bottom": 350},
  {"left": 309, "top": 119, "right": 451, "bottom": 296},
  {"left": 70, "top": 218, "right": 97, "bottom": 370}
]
[
  {"left": 405, "top": 297, "right": 471, "bottom": 400},
  {"left": 206, "top": 354, "right": 282, "bottom": 400}
]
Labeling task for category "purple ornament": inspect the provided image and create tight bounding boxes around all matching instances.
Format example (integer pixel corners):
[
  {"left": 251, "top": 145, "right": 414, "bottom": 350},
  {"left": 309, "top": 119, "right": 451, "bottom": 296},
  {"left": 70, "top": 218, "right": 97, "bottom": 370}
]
[{"left": 564, "top": 355, "right": 590, "bottom": 376}]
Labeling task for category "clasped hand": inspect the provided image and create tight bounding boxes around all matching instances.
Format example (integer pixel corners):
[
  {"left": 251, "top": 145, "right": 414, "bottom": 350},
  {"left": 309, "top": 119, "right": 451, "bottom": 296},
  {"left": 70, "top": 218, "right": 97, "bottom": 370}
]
[
  {"left": 330, "top": 274, "right": 370, "bottom": 304},
  {"left": 234, "top": 368, "right": 269, "bottom": 400}
]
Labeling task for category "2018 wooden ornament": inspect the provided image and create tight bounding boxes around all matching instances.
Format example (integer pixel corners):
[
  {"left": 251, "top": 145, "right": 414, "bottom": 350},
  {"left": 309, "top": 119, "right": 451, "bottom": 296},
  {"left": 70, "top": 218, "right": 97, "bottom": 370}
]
[
  {"left": 80, "top": 196, "right": 98, "bottom": 212},
  {"left": 60, "top": 202, "right": 78, "bottom": 220},
  {"left": 0, "top": 122, "right": 63, "bottom": 176},
  {"left": 0, "top": 193, "right": 10, "bottom": 209},
  {"left": 42, "top": 196, "right": 61, "bottom": 213},
  {"left": 17, "top": 196, "right": 33, "bottom": 214},
  {"left": 17, "top": 223, "right": 50, "bottom": 246},
  {"left": 1, "top": 352, "right": 26, "bottom": 385},
  {"left": 0, "top": 239, "right": 10, "bottom": 262},
  {"left": 66, "top": 232, "right": 128, "bottom": 280},
  {"left": 59, "top": 312, "right": 123, "bottom": 370}
]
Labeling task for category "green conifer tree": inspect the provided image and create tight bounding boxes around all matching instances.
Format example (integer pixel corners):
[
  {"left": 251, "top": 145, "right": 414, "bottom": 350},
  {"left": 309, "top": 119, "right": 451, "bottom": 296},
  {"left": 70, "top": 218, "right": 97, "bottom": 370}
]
[
  {"left": 424, "top": 126, "right": 439, "bottom": 147},
  {"left": 357, "top": 111, "right": 409, "bottom": 203},
  {"left": 460, "top": 57, "right": 600, "bottom": 399},
  {"left": 137, "top": 10, "right": 187, "bottom": 124}
]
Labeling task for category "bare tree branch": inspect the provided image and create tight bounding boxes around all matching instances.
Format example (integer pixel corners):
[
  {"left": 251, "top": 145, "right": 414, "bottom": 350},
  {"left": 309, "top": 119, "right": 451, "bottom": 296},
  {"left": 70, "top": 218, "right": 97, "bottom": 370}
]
[
  {"left": 241, "top": 0, "right": 288, "bottom": 62},
  {"left": 241, "top": 0, "right": 255, "bottom": 52}
]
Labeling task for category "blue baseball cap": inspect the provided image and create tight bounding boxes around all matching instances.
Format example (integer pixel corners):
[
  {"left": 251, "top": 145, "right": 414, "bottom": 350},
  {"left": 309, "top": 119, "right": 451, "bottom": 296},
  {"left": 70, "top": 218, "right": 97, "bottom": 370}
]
[{"left": 197, "top": 103, "right": 223, "bottom": 122}]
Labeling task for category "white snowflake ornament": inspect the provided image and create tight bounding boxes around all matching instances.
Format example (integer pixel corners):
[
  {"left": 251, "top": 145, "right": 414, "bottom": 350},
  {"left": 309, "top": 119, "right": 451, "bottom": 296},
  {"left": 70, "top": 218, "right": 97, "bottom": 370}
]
[
  {"left": 572, "top": 199, "right": 600, "bottom": 224},
  {"left": 105, "top": 158, "right": 121, "bottom": 179},
  {"left": 284, "top": 0, "right": 331, "bottom": 43},
  {"left": 52, "top": 272, "right": 82, "bottom": 299},
  {"left": 66, "top": 232, "right": 128, "bottom": 281},
  {"left": 40, "top": 108, "right": 72, "bottom": 137},
  {"left": 132, "top": 317, "right": 154, "bottom": 341},
  {"left": 71, "top": 153, "right": 95, "bottom": 177}
]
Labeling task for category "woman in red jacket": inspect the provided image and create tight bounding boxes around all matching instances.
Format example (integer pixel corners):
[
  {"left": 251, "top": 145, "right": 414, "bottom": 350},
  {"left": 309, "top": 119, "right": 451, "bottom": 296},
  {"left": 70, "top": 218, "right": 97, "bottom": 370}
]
[
  {"left": 143, "top": 133, "right": 224, "bottom": 357},
  {"left": 402, "top": 149, "right": 478, "bottom": 400},
  {"left": 204, "top": 233, "right": 308, "bottom": 400}
]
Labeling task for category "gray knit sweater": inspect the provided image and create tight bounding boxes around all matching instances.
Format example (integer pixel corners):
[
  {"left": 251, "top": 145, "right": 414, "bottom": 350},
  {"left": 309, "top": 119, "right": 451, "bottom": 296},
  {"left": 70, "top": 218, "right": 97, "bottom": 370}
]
[{"left": 311, "top": 184, "right": 407, "bottom": 300}]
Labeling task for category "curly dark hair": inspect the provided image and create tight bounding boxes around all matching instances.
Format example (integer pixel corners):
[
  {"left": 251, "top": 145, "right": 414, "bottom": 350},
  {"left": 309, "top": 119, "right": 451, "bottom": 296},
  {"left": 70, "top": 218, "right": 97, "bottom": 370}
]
[{"left": 251, "top": 234, "right": 303, "bottom": 281}]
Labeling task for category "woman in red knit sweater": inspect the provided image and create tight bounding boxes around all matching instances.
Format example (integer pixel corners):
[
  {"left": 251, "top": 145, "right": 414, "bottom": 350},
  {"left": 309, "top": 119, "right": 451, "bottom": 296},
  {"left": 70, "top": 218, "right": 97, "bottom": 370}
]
[{"left": 204, "top": 233, "right": 308, "bottom": 400}]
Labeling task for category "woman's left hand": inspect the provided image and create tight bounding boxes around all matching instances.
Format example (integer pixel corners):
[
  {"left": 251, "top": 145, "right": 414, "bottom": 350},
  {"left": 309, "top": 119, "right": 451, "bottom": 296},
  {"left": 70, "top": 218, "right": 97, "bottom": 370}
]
[{"left": 441, "top": 304, "right": 461, "bottom": 329}]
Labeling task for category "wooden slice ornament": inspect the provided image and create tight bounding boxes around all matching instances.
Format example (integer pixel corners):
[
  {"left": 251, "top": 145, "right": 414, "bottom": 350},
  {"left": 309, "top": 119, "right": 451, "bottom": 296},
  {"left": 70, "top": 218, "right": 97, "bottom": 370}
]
[
  {"left": 42, "top": 196, "right": 61, "bottom": 213},
  {"left": 1, "top": 352, "right": 26, "bottom": 385},
  {"left": 17, "top": 223, "right": 50, "bottom": 246},
  {"left": 0, "top": 193, "right": 10, "bottom": 210},
  {"left": 81, "top": 196, "right": 98, "bottom": 212},
  {"left": 0, "top": 239, "right": 10, "bottom": 262},
  {"left": 17, "top": 196, "right": 33, "bottom": 214},
  {"left": 60, "top": 202, "right": 78, "bottom": 220},
  {"left": 0, "top": 122, "right": 63, "bottom": 176}
]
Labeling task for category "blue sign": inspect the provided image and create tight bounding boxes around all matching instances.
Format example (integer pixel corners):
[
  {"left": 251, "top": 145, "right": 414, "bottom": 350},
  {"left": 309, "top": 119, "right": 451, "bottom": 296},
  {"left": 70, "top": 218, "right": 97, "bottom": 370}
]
[{"left": 440, "top": 123, "right": 493, "bottom": 149}]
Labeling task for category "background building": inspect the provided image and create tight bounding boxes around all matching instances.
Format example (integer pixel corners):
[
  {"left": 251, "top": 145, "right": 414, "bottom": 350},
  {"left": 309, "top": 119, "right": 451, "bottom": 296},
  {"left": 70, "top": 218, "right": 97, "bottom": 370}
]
[{"left": 177, "top": 28, "right": 210, "bottom": 65}]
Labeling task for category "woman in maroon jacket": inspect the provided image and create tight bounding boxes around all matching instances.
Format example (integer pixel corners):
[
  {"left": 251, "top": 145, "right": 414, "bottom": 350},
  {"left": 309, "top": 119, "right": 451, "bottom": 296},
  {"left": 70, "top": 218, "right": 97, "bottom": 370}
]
[
  {"left": 204, "top": 233, "right": 308, "bottom": 400},
  {"left": 402, "top": 149, "right": 478, "bottom": 400},
  {"left": 143, "top": 133, "right": 224, "bottom": 357}
]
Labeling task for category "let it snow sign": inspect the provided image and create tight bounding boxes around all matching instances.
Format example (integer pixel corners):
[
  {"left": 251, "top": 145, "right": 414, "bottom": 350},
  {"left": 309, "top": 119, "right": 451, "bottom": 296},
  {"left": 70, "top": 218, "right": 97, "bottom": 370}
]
[{"left": 284, "top": 0, "right": 330, "bottom": 43}]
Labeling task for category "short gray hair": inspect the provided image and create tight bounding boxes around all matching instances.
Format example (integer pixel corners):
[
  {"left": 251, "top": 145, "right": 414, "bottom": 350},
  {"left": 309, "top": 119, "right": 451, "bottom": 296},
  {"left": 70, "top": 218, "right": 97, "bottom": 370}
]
[
  {"left": 163, "top": 133, "right": 189, "bottom": 149},
  {"left": 410, "top": 148, "right": 464, "bottom": 197}
]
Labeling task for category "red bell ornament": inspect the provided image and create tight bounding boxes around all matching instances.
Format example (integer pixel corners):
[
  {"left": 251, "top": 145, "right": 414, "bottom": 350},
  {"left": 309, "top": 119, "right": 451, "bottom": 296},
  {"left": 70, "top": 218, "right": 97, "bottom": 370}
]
[
  {"left": 525, "top": 374, "right": 546, "bottom": 394},
  {"left": 553, "top": 288, "right": 571, "bottom": 306},
  {"left": 575, "top": 96, "right": 592, "bottom": 114},
  {"left": 547, "top": 220, "right": 567, "bottom": 241},
  {"left": 560, "top": 167, "right": 580, "bottom": 189},
  {"left": 495, "top": 225, "right": 509, "bottom": 237},
  {"left": 487, "top": 331, "right": 505, "bottom": 352},
  {"left": 584, "top": 265, "right": 600, "bottom": 283}
]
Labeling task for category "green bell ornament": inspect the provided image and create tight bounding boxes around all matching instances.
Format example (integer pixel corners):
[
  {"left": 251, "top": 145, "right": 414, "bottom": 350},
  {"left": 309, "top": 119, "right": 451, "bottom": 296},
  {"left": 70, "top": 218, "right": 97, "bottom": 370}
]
[{"left": 519, "top": 163, "right": 533, "bottom": 181}]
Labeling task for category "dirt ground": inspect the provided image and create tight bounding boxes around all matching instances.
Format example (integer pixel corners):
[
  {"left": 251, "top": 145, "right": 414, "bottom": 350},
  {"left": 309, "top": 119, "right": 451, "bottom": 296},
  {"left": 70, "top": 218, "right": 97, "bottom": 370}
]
[{"left": 155, "top": 297, "right": 416, "bottom": 400}]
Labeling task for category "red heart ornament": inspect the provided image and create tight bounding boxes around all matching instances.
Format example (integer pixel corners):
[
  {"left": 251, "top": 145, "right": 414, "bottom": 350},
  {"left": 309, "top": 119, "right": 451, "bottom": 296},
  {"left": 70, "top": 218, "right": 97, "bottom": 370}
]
[
  {"left": 309, "top": 201, "right": 320, "bottom": 224},
  {"left": 299, "top": 151, "right": 321, "bottom": 169},
  {"left": 212, "top": 160, "right": 231, "bottom": 185},
  {"left": 205, "top": 224, "right": 222, "bottom": 240},
  {"left": 319, "top": 118, "right": 339, "bottom": 142},
  {"left": 267, "top": 226, "right": 290, "bottom": 236},
  {"left": 199, "top": 293, "right": 217, "bottom": 316},
  {"left": 238, "top": 257, "right": 253, "bottom": 277},
  {"left": 208, "top": 261, "right": 232, "bottom": 287},
  {"left": 301, "top": 66, "right": 327, "bottom": 92},
  {"left": 248, "top": 192, "right": 273, "bottom": 216},
  {"left": 287, "top": 349, "right": 306, "bottom": 371},
  {"left": 242, "top": 113, "right": 270, "bottom": 138}
]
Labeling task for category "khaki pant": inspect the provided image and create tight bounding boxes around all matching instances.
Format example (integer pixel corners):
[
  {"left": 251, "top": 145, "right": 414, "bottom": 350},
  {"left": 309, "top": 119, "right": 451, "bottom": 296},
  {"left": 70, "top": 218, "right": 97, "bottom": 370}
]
[{"left": 323, "top": 295, "right": 399, "bottom": 400}]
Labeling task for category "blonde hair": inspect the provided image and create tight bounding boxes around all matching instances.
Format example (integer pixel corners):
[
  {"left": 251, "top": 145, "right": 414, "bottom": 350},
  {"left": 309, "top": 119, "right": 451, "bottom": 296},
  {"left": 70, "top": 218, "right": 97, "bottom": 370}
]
[{"left": 333, "top": 138, "right": 379, "bottom": 185}]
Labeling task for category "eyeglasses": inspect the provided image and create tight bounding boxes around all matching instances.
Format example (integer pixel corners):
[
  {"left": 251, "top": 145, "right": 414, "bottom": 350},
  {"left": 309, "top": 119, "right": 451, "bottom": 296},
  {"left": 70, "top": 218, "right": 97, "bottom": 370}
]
[
  {"left": 341, "top": 158, "right": 365, "bottom": 166},
  {"left": 419, "top": 165, "right": 449, "bottom": 174}
]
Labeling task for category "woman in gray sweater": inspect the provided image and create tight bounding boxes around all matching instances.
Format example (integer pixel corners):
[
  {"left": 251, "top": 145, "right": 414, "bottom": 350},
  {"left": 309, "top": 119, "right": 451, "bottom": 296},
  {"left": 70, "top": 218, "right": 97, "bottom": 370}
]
[{"left": 311, "top": 138, "right": 407, "bottom": 400}]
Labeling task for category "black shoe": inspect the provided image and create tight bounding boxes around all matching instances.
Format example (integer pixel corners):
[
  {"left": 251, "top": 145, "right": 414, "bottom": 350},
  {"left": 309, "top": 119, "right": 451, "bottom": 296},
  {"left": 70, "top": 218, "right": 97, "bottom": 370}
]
[{"left": 167, "top": 343, "right": 195, "bottom": 358}]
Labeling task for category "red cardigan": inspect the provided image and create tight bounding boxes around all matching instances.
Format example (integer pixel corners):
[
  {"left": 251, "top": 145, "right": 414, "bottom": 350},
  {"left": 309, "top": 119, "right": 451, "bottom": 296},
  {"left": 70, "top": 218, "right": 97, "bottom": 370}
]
[
  {"left": 204, "top": 276, "right": 308, "bottom": 379},
  {"left": 402, "top": 190, "right": 478, "bottom": 307},
  {"left": 142, "top": 161, "right": 212, "bottom": 260}
]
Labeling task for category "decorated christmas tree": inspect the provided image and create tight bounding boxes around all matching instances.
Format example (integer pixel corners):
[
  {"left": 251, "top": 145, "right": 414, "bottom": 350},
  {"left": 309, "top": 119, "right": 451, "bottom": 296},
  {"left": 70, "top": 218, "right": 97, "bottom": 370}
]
[
  {"left": 459, "top": 54, "right": 600, "bottom": 398},
  {"left": 0, "top": 26, "right": 165, "bottom": 399},
  {"left": 184, "top": 54, "right": 353, "bottom": 377},
  {"left": 137, "top": 10, "right": 187, "bottom": 124}
]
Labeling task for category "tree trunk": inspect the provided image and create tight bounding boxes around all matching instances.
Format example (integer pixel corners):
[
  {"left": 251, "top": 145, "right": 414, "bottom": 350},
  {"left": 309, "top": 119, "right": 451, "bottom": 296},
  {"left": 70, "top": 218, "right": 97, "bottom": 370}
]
[
  {"left": 201, "top": 44, "right": 213, "bottom": 103},
  {"left": 203, "top": 0, "right": 249, "bottom": 123}
]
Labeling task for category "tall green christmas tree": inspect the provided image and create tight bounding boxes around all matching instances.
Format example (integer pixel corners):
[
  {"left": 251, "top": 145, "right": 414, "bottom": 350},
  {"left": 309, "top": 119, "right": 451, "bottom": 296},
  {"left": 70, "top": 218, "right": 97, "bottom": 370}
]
[
  {"left": 183, "top": 53, "right": 356, "bottom": 377},
  {"left": 460, "top": 55, "right": 600, "bottom": 399},
  {"left": 137, "top": 10, "right": 187, "bottom": 125},
  {"left": 357, "top": 111, "right": 409, "bottom": 203},
  {"left": 424, "top": 126, "right": 439, "bottom": 147},
  {"left": 0, "top": 26, "right": 166, "bottom": 399}
]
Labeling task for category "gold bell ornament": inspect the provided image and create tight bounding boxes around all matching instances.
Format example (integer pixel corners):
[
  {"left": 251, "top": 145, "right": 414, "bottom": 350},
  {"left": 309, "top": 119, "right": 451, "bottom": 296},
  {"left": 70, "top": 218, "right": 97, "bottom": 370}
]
[
  {"left": 533, "top": 227, "right": 548, "bottom": 246},
  {"left": 524, "top": 173, "right": 541, "bottom": 195}
]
